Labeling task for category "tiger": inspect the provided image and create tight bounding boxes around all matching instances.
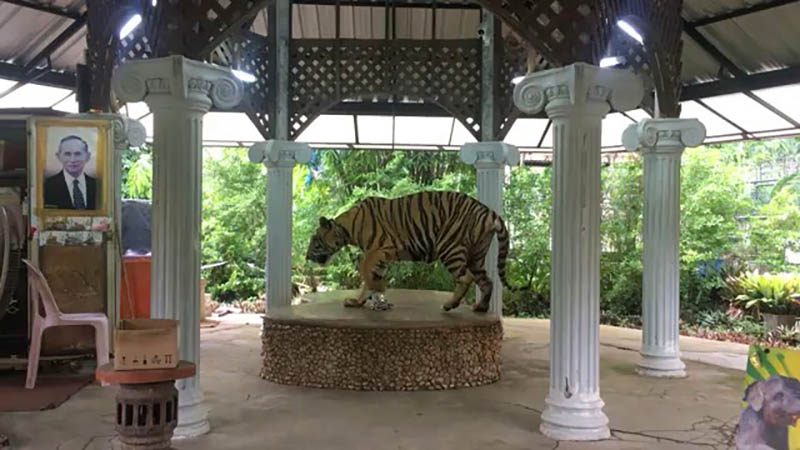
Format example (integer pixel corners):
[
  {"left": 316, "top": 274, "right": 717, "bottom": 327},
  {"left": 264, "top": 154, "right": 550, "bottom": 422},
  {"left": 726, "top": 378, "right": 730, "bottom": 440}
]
[{"left": 305, "top": 190, "right": 513, "bottom": 313}]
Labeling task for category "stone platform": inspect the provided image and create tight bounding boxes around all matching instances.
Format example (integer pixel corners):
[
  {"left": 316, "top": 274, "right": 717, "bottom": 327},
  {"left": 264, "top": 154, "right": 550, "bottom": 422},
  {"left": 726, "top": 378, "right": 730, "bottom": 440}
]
[{"left": 260, "top": 289, "right": 502, "bottom": 391}]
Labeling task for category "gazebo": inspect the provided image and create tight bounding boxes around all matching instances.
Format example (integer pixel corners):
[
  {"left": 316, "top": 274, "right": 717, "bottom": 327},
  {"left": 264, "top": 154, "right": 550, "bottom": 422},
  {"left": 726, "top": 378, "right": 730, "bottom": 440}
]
[{"left": 1, "top": 0, "right": 799, "bottom": 444}]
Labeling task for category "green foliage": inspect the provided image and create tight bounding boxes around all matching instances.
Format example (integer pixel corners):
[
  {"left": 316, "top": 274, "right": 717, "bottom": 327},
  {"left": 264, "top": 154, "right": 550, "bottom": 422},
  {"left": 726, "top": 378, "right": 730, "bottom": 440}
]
[
  {"left": 119, "top": 133, "right": 796, "bottom": 343},
  {"left": 201, "top": 148, "right": 267, "bottom": 301},
  {"left": 745, "top": 186, "right": 800, "bottom": 270},
  {"left": 727, "top": 270, "right": 800, "bottom": 315},
  {"left": 680, "top": 147, "right": 750, "bottom": 266},
  {"left": 504, "top": 168, "right": 551, "bottom": 284},
  {"left": 502, "top": 166, "right": 552, "bottom": 316},
  {"left": 600, "top": 159, "right": 643, "bottom": 324},
  {"left": 121, "top": 144, "right": 153, "bottom": 199},
  {"left": 125, "top": 152, "right": 152, "bottom": 199},
  {"left": 695, "top": 309, "right": 765, "bottom": 335},
  {"left": 678, "top": 147, "right": 753, "bottom": 317}
]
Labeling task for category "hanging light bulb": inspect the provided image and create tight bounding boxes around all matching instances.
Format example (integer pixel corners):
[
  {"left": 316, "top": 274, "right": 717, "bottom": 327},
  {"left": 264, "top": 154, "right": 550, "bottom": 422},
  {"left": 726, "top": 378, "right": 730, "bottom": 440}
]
[
  {"left": 119, "top": 14, "right": 143, "bottom": 39},
  {"left": 233, "top": 69, "right": 257, "bottom": 83},
  {"left": 617, "top": 20, "right": 644, "bottom": 45},
  {"left": 599, "top": 56, "right": 626, "bottom": 68}
]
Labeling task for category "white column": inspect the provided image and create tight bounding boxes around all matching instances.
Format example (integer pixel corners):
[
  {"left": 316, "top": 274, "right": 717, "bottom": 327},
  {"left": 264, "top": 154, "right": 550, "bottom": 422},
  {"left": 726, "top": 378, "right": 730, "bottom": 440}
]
[
  {"left": 249, "top": 140, "right": 311, "bottom": 311},
  {"left": 112, "top": 55, "right": 243, "bottom": 439},
  {"left": 460, "top": 142, "right": 520, "bottom": 315},
  {"left": 622, "top": 118, "right": 706, "bottom": 378},
  {"left": 513, "top": 63, "right": 643, "bottom": 441}
]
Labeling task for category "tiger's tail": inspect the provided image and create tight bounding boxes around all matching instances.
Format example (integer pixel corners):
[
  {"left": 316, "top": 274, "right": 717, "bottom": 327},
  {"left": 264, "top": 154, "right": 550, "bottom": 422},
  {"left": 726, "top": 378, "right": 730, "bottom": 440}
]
[{"left": 494, "top": 214, "right": 516, "bottom": 291}]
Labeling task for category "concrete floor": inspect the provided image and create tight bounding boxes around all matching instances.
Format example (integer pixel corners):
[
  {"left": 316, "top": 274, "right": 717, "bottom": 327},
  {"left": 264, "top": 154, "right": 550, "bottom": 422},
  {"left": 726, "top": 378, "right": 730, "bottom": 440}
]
[{"left": 0, "top": 317, "right": 749, "bottom": 450}]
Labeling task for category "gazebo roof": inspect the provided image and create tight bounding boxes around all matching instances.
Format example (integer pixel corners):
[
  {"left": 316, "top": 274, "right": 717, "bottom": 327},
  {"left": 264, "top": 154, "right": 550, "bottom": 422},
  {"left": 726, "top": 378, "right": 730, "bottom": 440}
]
[{"left": 1, "top": 0, "right": 799, "bottom": 155}]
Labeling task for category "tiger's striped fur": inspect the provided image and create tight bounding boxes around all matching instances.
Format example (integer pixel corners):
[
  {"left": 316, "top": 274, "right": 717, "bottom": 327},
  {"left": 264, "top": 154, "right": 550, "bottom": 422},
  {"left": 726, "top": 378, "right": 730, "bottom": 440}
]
[{"left": 305, "top": 190, "right": 512, "bottom": 312}]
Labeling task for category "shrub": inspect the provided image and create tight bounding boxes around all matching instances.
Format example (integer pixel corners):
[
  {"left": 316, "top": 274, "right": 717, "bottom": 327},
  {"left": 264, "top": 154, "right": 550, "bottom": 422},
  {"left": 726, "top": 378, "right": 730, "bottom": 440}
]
[{"left": 727, "top": 270, "right": 800, "bottom": 316}]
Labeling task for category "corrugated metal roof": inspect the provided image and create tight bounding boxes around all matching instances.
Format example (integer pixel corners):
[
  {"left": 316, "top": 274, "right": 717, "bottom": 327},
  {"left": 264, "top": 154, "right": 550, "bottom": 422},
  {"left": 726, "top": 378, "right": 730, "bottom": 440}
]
[
  {"left": 0, "top": 1, "right": 797, "bottom": 86},
  {"left": 0, "top": 0, "right": 86, "bottom": 71},
  {"left": 695, "top": 3, "right": 800, "bottom": 73},
  {"left": 682, "top": 0, "right": 776, "bottom": 21},
  {"left": 0, "top": 1, "right": 796, "bottom": 81}
]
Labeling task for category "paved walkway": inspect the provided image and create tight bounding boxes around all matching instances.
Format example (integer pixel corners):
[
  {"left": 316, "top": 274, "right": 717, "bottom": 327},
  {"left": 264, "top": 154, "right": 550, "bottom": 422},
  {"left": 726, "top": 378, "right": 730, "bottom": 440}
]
[{"left": 0, "top": 316, "right": 748, "bottom": 449}]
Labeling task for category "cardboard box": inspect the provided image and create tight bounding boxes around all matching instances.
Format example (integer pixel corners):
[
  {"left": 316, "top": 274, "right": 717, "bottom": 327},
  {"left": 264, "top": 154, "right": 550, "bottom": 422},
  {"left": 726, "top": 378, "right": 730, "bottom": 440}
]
[{"left": 113, "top": 319, "right": 179, "bottom": 370}]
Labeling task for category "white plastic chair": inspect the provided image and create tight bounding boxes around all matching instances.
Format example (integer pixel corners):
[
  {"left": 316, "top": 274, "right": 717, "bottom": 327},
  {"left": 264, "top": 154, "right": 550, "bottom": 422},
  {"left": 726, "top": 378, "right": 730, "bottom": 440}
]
[{"left": 22, "top": 259, "right": 109, "bottom": 389}]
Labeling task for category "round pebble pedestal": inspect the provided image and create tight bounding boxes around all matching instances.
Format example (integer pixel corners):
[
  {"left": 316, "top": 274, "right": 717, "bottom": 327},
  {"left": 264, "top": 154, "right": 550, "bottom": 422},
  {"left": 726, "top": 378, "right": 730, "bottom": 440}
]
[{"left": 260, "top": 289, "right": 503, "bottom": 391}]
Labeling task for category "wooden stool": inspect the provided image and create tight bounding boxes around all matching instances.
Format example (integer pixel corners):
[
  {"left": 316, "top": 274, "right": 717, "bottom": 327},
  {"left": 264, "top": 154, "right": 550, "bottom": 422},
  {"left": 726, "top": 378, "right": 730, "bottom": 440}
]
[{"left": 96, "top": 361, "right": 196, "bottom": 450}]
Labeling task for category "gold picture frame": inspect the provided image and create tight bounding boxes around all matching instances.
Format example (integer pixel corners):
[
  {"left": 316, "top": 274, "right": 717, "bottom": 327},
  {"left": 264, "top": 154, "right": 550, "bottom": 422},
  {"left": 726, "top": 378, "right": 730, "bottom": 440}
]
[{"left": 35, "top": 118, "right": 110, "bottom": 217}]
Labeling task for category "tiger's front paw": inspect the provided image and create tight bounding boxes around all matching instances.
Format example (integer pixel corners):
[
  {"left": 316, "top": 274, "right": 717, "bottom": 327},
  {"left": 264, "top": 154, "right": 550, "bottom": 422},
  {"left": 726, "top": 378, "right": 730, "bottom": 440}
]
[
  {"left": 442, "top": 299, "right": 461, "bottom": 311},
  {"left": 343, "top": 297, "right": 364, "bottom": 308}
]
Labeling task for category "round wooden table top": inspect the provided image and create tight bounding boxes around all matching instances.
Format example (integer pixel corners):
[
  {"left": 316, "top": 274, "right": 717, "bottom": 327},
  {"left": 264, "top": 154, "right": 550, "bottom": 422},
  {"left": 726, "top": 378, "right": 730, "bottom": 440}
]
[{"left": 95, "top": 361, "right": 196, "bottom": 384}]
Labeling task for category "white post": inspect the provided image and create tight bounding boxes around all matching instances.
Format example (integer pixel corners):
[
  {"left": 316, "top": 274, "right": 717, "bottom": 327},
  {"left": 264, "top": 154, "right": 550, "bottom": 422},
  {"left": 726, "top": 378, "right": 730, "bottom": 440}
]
[
  {"left": 513, "top": 63, "right": 643, "bottom": 441},
  {"left": 622, "top": 118, "right": 706, "bottom": 378},
  {"left": 460, "top": 142, "right": 520, "bottom": 315},
  {"left": 112, "top": 55, "right": 243, "bottom": 439},
  {"left": 249, "top": 140, "right": 311, "bottom": 311}
]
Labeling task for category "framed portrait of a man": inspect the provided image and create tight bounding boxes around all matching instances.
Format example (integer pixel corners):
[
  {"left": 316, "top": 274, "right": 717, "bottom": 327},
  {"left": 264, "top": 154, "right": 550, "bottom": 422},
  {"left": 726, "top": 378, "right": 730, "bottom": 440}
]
[{"left": 34, "top": 118, "right": 110, "bottom": 216}]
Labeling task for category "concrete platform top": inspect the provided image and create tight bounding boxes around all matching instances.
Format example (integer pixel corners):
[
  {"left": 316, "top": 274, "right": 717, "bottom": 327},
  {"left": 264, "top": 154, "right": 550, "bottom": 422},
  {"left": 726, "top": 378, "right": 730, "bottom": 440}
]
[{"left": 266, "top": 289, "right": 500, "bottom": 329}]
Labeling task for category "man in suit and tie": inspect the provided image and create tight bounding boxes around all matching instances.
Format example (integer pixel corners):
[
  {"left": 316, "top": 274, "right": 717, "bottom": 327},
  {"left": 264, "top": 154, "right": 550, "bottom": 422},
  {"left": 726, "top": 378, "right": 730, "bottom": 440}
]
[{"left": 43, "top": 135, "right": 98, "bottom": 210}]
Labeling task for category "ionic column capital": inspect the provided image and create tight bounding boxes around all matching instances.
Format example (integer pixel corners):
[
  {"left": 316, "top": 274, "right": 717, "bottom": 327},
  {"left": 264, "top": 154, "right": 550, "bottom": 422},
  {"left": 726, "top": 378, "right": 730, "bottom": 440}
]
[
  {"left": 622, "top": 118, "right": 706, "bottom": 155},
  {"left": 513, "top": 63, "right": 644, "bottom": 118},
  {"left": 460, "top": 142, "right": 520, "bottom": 168},
  {"left": 113, "top": 116, "right": 147, "bottom": 151},
  {"left": 112, "top": 55, "right": 243, "bottom": 111},
  {"left": 248, "top": 140, "right": 312, "bottom": 168}
]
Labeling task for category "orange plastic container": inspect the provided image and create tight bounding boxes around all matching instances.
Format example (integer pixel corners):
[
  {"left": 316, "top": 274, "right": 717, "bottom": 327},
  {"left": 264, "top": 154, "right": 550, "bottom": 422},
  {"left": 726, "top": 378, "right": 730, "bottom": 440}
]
[{"left": 120, "top": 255, "right": 151, "bottom": 319}]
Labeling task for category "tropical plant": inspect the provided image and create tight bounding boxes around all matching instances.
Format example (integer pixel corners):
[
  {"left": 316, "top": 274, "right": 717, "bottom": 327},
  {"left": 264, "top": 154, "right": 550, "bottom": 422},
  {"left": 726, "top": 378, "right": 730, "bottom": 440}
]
[
  {"left": 727, "top": 270, "right": 800, "bottom": 316},
  {"left": 765, "top": 325, "right": 800, "bottom": 348}
]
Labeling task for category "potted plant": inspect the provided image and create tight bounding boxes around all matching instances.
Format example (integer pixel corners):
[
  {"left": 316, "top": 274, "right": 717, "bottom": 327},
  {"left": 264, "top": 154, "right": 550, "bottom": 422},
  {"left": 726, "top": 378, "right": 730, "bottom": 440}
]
[{"left": 727, "top": 271, "right": 800, "bottom": 333}]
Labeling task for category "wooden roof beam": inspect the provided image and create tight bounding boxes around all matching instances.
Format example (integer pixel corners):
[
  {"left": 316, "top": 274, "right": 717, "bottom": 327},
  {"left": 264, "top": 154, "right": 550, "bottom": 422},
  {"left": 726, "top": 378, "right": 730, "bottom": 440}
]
[
  {"left": 291, "top": 0, "right": 480, "bottom": 9},
  {"left": 681, "top": 66, "right": 800, "bottom": 101},
  {"left": 0, "top": 62, "right": 75, "bottom": 90}
]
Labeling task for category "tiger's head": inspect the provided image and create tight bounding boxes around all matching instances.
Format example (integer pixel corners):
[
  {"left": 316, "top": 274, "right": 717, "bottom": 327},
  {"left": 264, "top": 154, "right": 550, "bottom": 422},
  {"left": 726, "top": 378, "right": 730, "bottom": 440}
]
[{"left": 306, "top": 217, "right": 349, "bottom": 265}]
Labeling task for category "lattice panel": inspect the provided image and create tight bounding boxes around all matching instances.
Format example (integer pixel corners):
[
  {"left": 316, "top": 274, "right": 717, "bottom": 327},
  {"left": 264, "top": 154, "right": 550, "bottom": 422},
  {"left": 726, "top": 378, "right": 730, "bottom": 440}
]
[
  {"left": 116, "top": 4, "right": 156, "bottom": 65},
  {"left": 290, "top": 39, "right": 483, "bottom": 140},
  {"left": 291, "top": 41, "right": 338, "bottom": 135},
  {"left": 426, "top": 42, "right": 482, "bottom": 136},
  {"left": 496, "top": 34, "right": 534, "bottom": 140},
  {"left": 204, "top": 32, "right": 273, "bottom": 139},
  {"left": 595, "top": 0, "right": 684, "bottom": 117},
  {"left": 475, "top": 0, "right": 596, "bottom": 66},
  {"left": 241, "top": 33, "right": 273, "bottom": 140}
]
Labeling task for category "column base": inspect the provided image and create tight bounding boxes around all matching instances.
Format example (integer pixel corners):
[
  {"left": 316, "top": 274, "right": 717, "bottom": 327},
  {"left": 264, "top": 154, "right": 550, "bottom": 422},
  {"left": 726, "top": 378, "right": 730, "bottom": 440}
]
[
  {"left": 173, "top": 383, "right": 210, "bottom": 439},
  {"left": 539, "top": 394, "right": 610, "bottom": 441},
  {"left": 636, "top": 352, "right": 687, "bottom": 378}
]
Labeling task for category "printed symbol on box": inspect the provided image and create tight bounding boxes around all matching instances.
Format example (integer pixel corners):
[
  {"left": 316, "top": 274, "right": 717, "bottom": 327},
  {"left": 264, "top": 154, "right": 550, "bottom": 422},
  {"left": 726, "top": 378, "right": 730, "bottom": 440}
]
[
  {"left": 143, "top": 354, "right": 147, "bottom": 365},
  {"left": 132, "top": 356, "right": 139, "bottom": 364},
  {"left": 151, "top": 355, "right": 162, "bottom": 365},
  {"left": 122, "top": 356, "right": 126, "bottom": 364},
  {"left": 164, "top": 354, "right": 172, "bottom": 364}
]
